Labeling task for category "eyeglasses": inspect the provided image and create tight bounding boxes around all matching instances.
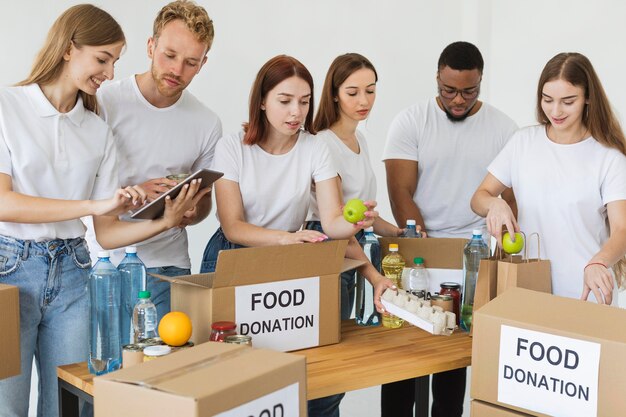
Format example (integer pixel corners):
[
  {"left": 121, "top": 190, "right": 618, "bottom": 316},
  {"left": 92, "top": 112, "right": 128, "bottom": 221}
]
[{"left": 437, "top": 78, "right": 481, "bottom": 100}]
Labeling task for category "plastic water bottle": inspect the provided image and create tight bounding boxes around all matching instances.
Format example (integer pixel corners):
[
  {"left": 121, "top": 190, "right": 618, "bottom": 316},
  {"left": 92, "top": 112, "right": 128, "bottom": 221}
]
[
  {"left": 118, "top": 247, "right": 147, "bottom": 346},
  {"left": 408, "top": 257, "right": 430, "bottom": 299},
  {"left": 355, "top": 228, "right": 381, "bottom": 326},
  {"left": 88, "top": 251, "right": 122, "bottom": 375},
  {"left": 403, "top": 219, "right": 421, "bottom": 238},
  {"left": 461, "top": 230, "right": 490, "bottom": 331},
  {"left": 381, "top": 244, "right": 405, "bottom": 329},
  {"left": 132, "top": 291, "right": 158, "bottom": 343}
]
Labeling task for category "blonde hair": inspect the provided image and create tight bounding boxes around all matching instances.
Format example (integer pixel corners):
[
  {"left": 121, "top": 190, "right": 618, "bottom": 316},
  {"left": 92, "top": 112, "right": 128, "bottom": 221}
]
[
  {"left": 17, "top": 4, "right": 125, "bottom": 113},
  {"left": 153, "top": 0, "right": 214, "bottom": 51}
]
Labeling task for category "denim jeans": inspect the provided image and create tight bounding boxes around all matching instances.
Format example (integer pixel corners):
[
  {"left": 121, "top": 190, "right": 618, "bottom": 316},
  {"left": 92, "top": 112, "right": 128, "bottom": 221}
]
[
  {"left": 0, "top": 235, "right": 91, "bottom": 417},
  {"left": 200, "top": 228, "right": 245, "bottom": 273},
  {"left": 145, "top": 266, "right": 191, "bottom": 324}
]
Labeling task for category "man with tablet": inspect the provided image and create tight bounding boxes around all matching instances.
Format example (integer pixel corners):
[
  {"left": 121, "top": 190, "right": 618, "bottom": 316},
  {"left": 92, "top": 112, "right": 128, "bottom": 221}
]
[{"left": 85, "top": 0, "right": 222, "bottom": 321}]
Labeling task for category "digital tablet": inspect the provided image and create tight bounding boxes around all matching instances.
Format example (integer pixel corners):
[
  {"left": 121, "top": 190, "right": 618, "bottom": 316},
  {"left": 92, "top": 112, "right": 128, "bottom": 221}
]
[{"left": 130, "top": 169, "right": 223, "bottom": 220}]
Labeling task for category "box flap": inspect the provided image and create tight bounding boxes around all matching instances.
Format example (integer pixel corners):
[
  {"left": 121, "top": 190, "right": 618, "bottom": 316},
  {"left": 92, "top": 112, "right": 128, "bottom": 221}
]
[
  {"left": 97, "top": 342, "right": 304, "bottom": 398},
  {"left": 341, "top": 258, "right": 366, "bottom": 273},
  {"left": 149, "top": 272, "right": 214, "bottom": 289},
  {"left": 0, "top": 284, "right": 20, "bottom": 380},
  {"left": 213, "top": 240, "right": 349, "bottom": 287},
  {"left": 477, "top": 287, "right": 626, "bottom": 343},
  {"left": 379, "top": 237, "right": 467, "bottom": 269}
]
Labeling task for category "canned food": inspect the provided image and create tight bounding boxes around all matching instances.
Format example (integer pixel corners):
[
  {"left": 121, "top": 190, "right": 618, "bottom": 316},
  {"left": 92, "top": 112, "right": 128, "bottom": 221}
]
[
  {"left": 210, "top": 321, "right": 237, "bottom": 342},
  {"left": 439, "top": 282, "right": 461, "bottom": 324},
  {"left": 138, "top": 337, "right": 165, "bottom": 347},
  {"left": 122, "top": 344, "right": 144, "bottom": 368},
  {"left": 143, "top": 345, "right": 172, "bottom": 362},
  {"left": 223, "top": 335, "right": 252, "bottom": 346},
  {"left": 170, "top": 341, "right": 195, "bottom": 353},
  {"left": 430, "top": 294, "right": 453, "bottom": 313}
]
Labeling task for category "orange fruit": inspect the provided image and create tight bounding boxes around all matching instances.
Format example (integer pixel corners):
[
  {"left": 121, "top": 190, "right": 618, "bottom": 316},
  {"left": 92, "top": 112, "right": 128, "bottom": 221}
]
[{"left": 158, "top": 311, "right": 192, "bottom": 346}]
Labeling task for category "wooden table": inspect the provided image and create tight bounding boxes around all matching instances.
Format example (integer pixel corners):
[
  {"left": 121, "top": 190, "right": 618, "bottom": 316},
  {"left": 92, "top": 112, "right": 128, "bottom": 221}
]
[{"left": 58, "top": 321, "right": 472, "bottom": 416}]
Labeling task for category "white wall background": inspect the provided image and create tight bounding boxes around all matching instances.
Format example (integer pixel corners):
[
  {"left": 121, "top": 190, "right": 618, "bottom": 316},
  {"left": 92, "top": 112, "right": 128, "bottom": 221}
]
[{"left": 2, "top": 0, "right": 625, "bottom": 279}]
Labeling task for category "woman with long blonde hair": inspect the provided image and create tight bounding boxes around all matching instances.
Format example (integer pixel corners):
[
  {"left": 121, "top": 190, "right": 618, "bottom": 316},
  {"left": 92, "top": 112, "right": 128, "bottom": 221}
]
[
  {"left": 471, "top": 52, "right": 626, "bottom": 305},
  {"left": 0, "top": 5, "right": 205, "bottom": 416}
]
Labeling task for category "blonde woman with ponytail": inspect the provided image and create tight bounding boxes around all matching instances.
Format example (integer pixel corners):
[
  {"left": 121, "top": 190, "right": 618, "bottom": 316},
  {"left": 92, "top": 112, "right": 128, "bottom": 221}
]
[
  {"left": 0, "top": 5, "right": 206, "bottom": 417},
  {"left": 472, "top": 52, "right": 626, "bottom": 305}
]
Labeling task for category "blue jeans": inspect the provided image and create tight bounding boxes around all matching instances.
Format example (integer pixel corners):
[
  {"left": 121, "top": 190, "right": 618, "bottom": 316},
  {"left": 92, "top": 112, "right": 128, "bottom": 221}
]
[
  {"left": 200, "top": 228, "right": 245, "bottom": 273},
  {"left": 0, "top": 235, "right": 91, "bottom": 417},
  {"left": 146, "top": 266, "right": 191, "bottom": 324}
]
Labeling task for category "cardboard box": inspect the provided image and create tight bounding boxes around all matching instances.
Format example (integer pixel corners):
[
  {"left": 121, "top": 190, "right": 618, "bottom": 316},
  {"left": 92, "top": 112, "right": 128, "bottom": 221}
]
[
  {"left": 471, "top": 399, "right": 531, "bottom": 416},
  {"left": 158, "top": 240, "right": 363, "bottom": 351},
  {"left": 472, "top": 287, "right": 626, "bottom": 417},
  {"left": 0, "top": 284, "right": 20, "bottom": 380},
  {"left": 379, "top": 237, "right": 467, "bottom": 294},
  {"left": 95, "top": 342, "right": 307, "bottom": 417}
]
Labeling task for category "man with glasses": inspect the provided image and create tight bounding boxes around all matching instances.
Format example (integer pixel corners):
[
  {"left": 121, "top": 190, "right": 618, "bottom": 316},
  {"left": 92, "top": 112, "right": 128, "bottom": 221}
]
[{"left": 381, "top": 41, "right": 517, "bottom": 417}]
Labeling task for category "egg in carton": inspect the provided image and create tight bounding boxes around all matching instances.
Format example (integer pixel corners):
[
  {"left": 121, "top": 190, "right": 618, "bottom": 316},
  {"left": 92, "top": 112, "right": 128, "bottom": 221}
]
[{"left": 381, "top": 288, "right": 456, "bottom": 336}]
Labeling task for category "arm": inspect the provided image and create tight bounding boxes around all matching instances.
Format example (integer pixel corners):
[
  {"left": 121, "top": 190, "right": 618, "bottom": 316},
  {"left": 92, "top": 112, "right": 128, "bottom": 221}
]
[
  {"left": 217, "top": 178, "right": 326, "bottom": 246},
  {"left": 345, "top": 237, "right": 394, "bottom": 313},
  {"left": 501, "top": 187, "right": 518, "bottom": 219},
  {"left": 93, "top": 180, "right": 210, "bottom": 249},
  {"left": 384, "top": 159, "right": 424, "bottom": 229},
  {"left": 470, "top": 173, "right": 519, "bottom": 244},
  {"left": 372, "top": 216, "right": 404, "bottom": 238},
  {"left": 316, "top": 177, "right": 377, "bottom": 239},
  {"left": 581, "top": 200, "right": 626, "bottom": 304},
  {"left": 0, "top": 173, "right": 143, "bottom": 223}
]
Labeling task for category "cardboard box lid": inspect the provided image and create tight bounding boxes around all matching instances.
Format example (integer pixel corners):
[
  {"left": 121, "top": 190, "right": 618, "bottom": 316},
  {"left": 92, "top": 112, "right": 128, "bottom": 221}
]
[
  {"left": 477, "top": 287, "right": 626, "bottom": 343},
  {"left": 96, "top": 342, "right": 305, "bottom": 398},
  {"left": 379, "top": 237, "right": 467, "bottom": 268},
  {"left": 154, "top": 240, "right": 362, "bottom": 289}
]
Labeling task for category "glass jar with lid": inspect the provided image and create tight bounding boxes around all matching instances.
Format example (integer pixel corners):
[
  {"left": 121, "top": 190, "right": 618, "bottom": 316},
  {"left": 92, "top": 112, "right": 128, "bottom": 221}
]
[
  {"left": 439, "top": 282, "right": 461, "bottom": 325},
  {"left": 209, "top": 321, "right": 237, "bottom": 342}
]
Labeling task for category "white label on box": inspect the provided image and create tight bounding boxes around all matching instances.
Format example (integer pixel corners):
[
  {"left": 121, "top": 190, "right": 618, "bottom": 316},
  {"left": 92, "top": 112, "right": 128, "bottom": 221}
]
[
  {"left": 497, "top": 325, "right": 600, "bottom": 417},
  {"left": 235, "top": 277, "right": 320, "bottom": 351},
  {"left": 215, "top": 382, "right": 300, "bottom": 417}
]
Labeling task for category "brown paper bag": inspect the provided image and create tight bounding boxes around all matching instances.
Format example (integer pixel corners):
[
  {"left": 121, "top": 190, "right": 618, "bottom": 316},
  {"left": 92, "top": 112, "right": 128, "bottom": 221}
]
[
  {"left": 470, "top": 247, "right": 503, "bottom": 335},
  {"left": 497, "top": 233, "right": 552, "bottom": 296}
]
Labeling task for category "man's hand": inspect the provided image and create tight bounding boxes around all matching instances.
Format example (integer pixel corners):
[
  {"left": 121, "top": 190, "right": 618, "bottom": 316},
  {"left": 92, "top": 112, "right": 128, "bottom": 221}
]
[{"left": 140, "top": 177, "right": 179, "bottom": 202}]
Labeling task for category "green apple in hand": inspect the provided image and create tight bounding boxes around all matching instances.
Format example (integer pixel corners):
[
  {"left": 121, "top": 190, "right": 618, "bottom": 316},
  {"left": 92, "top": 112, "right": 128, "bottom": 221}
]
[
  {"left": 502, "top": 232, "right": 524, "bottom": 254},
  {"left": 343, "top": 199, "right": 368, "bottom": 224}
]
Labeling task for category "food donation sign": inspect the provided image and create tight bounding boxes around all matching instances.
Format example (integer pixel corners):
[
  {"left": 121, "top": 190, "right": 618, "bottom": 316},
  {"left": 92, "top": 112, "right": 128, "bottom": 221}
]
[{"left": 498, "top": 325, "right": 600, "bottom": 417}]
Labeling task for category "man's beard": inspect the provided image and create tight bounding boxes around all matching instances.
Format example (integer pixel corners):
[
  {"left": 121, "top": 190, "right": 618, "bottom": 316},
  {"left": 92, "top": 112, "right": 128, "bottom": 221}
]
[{"left": 444, "top": 101, "right": 478, "bottom": 122}]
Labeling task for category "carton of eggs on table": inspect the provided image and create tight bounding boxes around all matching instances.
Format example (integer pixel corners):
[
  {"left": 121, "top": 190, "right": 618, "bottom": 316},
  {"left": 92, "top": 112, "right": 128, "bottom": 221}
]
[{"left": 380, "top": 288, "right": 456, "bottom": 336}]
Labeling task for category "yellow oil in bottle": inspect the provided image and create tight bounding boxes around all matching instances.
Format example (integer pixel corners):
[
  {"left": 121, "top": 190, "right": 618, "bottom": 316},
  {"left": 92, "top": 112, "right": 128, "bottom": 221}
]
[{"left": 381, "top": 243, "right": 405, "bottom": 329}]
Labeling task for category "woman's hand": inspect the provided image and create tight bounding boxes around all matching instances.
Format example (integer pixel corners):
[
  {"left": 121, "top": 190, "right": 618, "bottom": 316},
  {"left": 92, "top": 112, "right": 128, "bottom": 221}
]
[
  {"left": 581, "top": 263, "right": 614, "bottom": 304},
  {"left": 278, "top": 230, "right": 328, "bottom": 245},
  {"left": 485, "top": 198, "right": 519, "bottom": 246},
  {"left": 371, "top": 273, "right": 396, "bottom": 313},
  {"left": 353, "top": 200, "right": 379, "bottom": 230},
  {"left": 161, "top": 179, "right": 211, "bottom": 229},
  {"left": 92, "top": 185, "right": 147, "bottom": 217}
]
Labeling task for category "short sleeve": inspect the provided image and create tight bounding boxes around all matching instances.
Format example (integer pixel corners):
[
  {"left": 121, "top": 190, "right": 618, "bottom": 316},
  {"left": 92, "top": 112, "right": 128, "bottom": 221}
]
[
  {"left": 382, "top": 108, "right": 419, "bottom": 162},
  {"left": 90, "top": 129, "right": 120, "bottom": 200},
  {"left": 0, "top": 127, "right": 12, "bottom": 177},
  {"left": 311, "top": 138, "right": 338, "bottom": 183},
  {"left": 213, "top": 133, "right": 241, "bottom": 182},
  {"left": 601, "top": 152, "right": 626, "bottom": 205},
  {"left": 487, "top": 134, "right": 517, "bottom": 188},
  {"left": 192, "top": 114, "right": 223, "bottom": 172}
]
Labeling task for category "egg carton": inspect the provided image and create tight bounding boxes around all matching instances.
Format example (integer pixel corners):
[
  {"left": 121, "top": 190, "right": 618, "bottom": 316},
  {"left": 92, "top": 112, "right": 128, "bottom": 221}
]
[{"left": 380, "top": 288, "right": 456, "bottom": 336}]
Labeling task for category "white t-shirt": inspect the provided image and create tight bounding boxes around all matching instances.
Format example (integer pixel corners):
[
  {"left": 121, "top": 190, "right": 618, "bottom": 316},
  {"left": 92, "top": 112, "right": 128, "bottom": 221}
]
[
  {"left": 489, "top": 125, "right": 626, "bottom": 301},
  {"left": 308, "top": 129, "right": 377, "bottom": 222},
  {"left": 0, "top": 84, "right": 118, "bottom": 241},
  {"left": 215, "top": 131, "right": 337, "bottom": 232},
  {"left": 84, "top": 76, "right": 222, "bottom": 268},
  {"left": 383, "top": 97, "right": 517, "bottom": 238}
]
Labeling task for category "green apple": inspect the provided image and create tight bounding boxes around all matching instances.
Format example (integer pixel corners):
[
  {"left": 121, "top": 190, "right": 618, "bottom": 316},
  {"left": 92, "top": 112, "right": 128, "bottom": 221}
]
[
  {"left": 343, "top": 198, "right": 368, "bottom": 224},
  {"left": 502, "top": 232, "right": 524, "bottom": 254}
]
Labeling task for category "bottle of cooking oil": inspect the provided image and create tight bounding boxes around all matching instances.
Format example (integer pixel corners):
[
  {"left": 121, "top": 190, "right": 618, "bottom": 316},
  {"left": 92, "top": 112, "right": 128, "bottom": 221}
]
[{"left": 381, "top": 243, "right": 405, "bottom": 329}]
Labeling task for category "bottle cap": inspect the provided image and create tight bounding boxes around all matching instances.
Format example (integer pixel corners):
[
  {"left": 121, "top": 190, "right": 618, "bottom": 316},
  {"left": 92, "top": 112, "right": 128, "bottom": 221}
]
[
  {"left": 414, "top": 257, "right": 424, "bottom": 265},
  {"left": 138, "top": 290, "right": 151, "bottom": 299},
  {"left": 125, "top": 246, "right": 137, "bottom": 254},
  {"left": 365, "top": 227, "right": 374, "bottom": 232},
  {"left": 143, "top": 345, "right": 171, "bottom": 357},
  {"left": 406, "top": 219, "right": 416, "bottom": 226},
  {"left": 211, "top": 321, "right": 237, "bottom": 331},
  {"left": 472, "top": 229, "right": 483, "bottom": 236},
  {"left": 389, "top": 243, "right": 399, "bottom": 251},
  {"left": 97, "top": 250, "right": 110, "bottom": 258}
]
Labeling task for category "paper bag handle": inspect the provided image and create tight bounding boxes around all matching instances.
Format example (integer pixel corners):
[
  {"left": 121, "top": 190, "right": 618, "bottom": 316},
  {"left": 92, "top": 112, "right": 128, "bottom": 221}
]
[{"left": 523, "top": 232, "right": 541, "bottom": 262}]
